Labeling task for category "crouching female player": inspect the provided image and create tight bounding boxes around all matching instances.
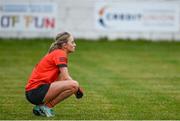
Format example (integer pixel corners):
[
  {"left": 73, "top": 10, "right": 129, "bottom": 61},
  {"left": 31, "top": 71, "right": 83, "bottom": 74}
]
[{"left": 25, "top": 32, "right": 83, "bottom": 117}]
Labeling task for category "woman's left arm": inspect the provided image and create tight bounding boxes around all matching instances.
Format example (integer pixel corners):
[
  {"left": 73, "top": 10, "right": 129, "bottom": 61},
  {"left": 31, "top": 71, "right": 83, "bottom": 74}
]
[{"left": 58, "top": 67, "right": 72, "bottom": 81}]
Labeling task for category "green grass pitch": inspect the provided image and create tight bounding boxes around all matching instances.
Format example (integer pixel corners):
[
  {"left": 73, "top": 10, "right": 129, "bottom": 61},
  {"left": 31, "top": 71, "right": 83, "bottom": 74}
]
[{"left": 0, "top": 38, "right": 179, "bottom": 120}]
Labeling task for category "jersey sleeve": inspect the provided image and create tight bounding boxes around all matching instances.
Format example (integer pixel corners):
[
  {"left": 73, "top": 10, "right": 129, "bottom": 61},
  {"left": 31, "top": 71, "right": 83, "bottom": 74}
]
[{"left": 53, "top": 51, "right": 68, "bottom": 67}]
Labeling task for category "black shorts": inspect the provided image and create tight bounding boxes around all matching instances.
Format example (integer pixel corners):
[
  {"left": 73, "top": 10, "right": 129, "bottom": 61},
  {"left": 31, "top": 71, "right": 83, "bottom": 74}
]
[{"left": 25, "top": 84, "right": 50, "bottom": 105}]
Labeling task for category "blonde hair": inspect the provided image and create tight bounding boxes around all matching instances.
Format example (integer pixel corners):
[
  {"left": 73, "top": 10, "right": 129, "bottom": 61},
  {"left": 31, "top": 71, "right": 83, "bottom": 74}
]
[{"left": 48, "top": 32, "right": 71, "bottom": 53}]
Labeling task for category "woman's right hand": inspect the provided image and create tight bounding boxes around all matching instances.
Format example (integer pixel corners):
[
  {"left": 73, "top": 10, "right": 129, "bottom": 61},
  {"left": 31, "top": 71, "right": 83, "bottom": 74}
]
[{"left": 75, "top": 87, "right": 84, "bottom": 99}]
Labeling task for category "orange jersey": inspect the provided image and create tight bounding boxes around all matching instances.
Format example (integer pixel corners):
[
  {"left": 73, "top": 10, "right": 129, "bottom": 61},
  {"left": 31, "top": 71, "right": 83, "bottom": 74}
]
[{"left": 25, "top": 49, "right": 68, "bottom": 91}]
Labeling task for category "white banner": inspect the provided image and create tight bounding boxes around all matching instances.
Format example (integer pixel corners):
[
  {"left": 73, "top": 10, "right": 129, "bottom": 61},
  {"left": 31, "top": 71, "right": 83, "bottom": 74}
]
[
  {"left": 0, "top": 3, "right": 57, "bottom": 32},
  {"left": 95, "top": 2, "right": 180, "bottom": 32}
]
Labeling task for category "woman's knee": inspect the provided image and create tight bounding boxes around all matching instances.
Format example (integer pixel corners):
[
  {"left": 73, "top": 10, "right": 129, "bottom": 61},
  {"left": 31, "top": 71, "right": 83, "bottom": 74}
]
[
  {"left": 50, "top": 80, "right": 79, "bottom": 93},
  {"left": 69, "top": 80, "right": 79, "bottom": 93}
]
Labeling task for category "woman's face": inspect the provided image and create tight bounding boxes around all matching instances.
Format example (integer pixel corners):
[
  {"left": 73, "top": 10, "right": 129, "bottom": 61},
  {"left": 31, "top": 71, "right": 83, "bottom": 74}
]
[{"left": 65, "top": 35, "right": 76, "bottom": 53}]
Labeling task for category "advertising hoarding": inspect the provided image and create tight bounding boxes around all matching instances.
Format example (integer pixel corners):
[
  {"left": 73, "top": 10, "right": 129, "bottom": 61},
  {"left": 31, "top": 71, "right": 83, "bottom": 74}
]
[
  {"left": 95, "top": 2, "right": 180, "bottom": 32},
  {"left": 0, "top": 3, "right": 57, "bottom": 32}
]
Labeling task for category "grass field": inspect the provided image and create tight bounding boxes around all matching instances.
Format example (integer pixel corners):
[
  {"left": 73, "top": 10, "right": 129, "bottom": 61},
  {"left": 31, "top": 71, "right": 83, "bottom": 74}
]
[{"left": 0, "top": 38, "right": 180, "bottom": 120}]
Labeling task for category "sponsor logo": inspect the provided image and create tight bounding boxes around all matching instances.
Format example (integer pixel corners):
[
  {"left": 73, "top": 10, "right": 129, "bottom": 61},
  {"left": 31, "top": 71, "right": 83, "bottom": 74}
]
[
  {"left": 97, "top": 6, "right": 142, "bottom": 28},
  {"left": 98, "top": 6, "right": 107, "bottom": 27},
  {"left": 59, "top": 57, "right": 67, "bottom": 63}
]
